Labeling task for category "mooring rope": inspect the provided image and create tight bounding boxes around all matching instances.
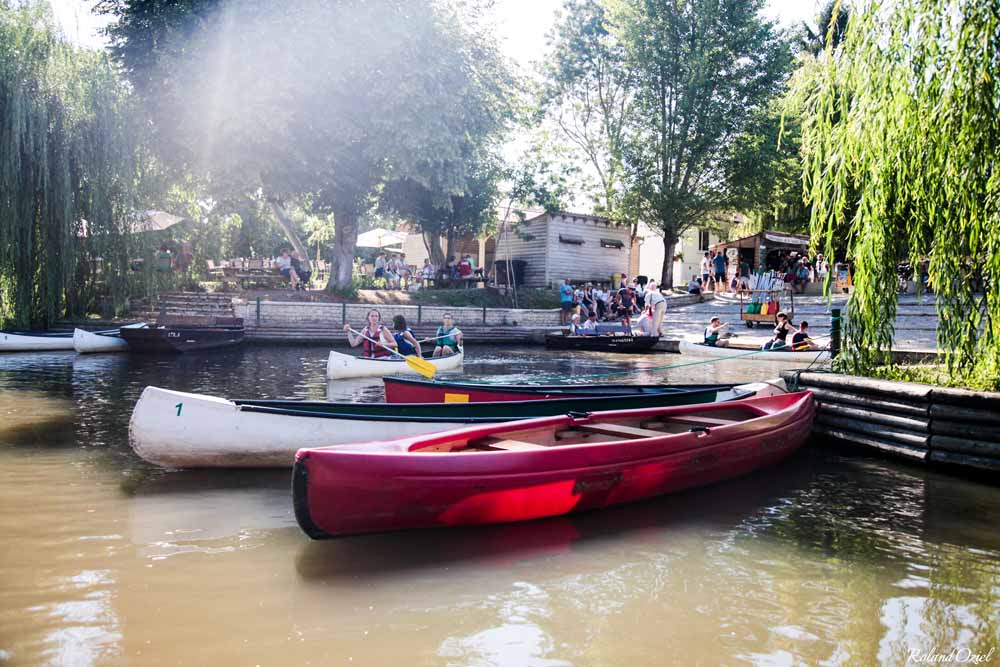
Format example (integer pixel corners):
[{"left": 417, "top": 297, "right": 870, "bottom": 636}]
[{"left": 456, "top": 334, "right": 834, "bottom": 385}]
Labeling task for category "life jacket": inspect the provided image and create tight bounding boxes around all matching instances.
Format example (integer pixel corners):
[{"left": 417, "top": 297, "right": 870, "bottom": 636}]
[
  {"left": 394, "top": 328, "right": 416, "bottom": 356},
  {"left": 362, "top": 325, "right": 392, "bottom": 358}
]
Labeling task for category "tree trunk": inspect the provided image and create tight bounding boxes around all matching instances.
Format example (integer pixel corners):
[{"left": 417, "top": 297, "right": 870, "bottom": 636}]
[
  {"left": 327, "top": 207, "right": 359, "bottom": 289},
  {"left": 422, "top": 229, "right": 446, "bottom": 267},
  {"left": 268, "top": 201, "right": 311, "bottom": 271},
  {"left": 660, "top": 235, "right": 678, "bottom": 288}
]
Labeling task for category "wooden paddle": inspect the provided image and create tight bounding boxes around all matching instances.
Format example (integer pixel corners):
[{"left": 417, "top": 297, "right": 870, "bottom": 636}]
[{"left": 348, "top": 327, "right": 437, "bottom": 379}]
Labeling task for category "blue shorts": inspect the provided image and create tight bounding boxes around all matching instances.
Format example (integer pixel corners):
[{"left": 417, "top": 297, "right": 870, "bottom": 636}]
[
  {"left": 561, "top": 302, "right": 574, "bottom": 311},
  {"left": 280, "top": 267, "right": 292, "bottom": 278}
]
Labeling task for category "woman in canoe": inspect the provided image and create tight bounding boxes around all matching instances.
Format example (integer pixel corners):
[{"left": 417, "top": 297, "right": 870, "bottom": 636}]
[
  {"left": 762, "top": 311, "right": 795, "bottom": 351},
  {"left": 433, "top": 313, "right": 463, "bottom": 357},
  {"left": 391, "top": 315, "right": 422, "bottom": 357},
  {"left": 344, "top": 309, "right": 397, "bottom": 358}
]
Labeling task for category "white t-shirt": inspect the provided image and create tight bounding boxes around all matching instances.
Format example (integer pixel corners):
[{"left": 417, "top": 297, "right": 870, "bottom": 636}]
[
  {"left": 276, "top": 255, "right": 292, "bottom": 270},
  {"left": 700, "top": 257, "right": 711, "bottom": 274},
  {"left": 646, "top": 289, "right": 665, "bottom": 307}
]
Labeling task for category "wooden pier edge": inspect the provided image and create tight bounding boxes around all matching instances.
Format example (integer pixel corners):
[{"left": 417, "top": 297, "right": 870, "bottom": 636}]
[{"left": 783, "top": 371, "right": 1000, "bottom": 476}]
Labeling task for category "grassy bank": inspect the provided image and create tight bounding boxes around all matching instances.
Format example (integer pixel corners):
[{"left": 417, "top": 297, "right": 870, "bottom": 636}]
[{"left": 872, "top": 364, "right": 999, "bottom": 393}]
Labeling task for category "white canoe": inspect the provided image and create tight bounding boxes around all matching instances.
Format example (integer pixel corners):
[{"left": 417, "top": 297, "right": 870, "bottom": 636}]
[
  {"left": 130, "top": 385, "right": 488, "bottom": 468},
  {"left": 679, "top": 340, "right": 831, "bottom": 363},
  {"left": 0, "top": 331, "right": 75, "bottom": 352},
  {"left": 73, "top": 323, "right": 147, "bottom": 353},
  {"left": 128, "top": 381, "right": 787, "bottom": 469},
  {"left": 326, "top": 348, "right": 464, "bottom": 380}
]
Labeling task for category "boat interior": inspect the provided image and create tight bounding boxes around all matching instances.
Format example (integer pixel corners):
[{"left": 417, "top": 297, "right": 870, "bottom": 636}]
[{"left": 410, "top": 405, "right": 765, "bottom": 453}]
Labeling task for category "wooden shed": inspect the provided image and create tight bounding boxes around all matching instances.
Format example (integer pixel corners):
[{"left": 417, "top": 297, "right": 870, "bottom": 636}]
[{"left": 495, "top": 212, "right": 631, "bottom": 288}]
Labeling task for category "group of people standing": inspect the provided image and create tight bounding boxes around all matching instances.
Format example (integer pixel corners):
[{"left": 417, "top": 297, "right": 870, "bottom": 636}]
[
  {"left": 344, "top": 310, "right": 463, "bottom": 359},
  {"left": 373, "top": 253, "right": 411, "bottom": 289},
  {"left": 562, "top": 276, "right": 667, "bottom": 338}
]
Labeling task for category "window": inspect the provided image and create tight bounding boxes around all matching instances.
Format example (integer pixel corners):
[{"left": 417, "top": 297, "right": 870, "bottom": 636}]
[
  {"left": 558, "top": 235, "right": 585, "bottom": 245},
  {"left": 600, "top": 238, "right": 625, "bottom": 249},
  {"left": 698, "top": 230, "right": 710, "bottom": 251}
]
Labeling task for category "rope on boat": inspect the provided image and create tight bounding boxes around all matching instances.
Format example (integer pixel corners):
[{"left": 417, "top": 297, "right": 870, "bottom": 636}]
[{"left": 462, "top": 335, "right": 834, "bottom": 384}]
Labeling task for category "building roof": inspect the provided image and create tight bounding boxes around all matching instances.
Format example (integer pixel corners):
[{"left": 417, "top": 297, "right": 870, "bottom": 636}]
[
  {"left": 714, "top": 229, "right": 810, "bottom": 248},
  {"left": 520, "top": 210, "right": 616, "bottom": 225}
]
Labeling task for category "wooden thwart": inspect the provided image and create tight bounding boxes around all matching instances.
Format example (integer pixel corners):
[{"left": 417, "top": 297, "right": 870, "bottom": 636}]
[
  {"left": 577, "top": 423, "right": 664, "bottom": 439},
  {"left": 478, "top": 437, "right": 548, "bottom": 451}
]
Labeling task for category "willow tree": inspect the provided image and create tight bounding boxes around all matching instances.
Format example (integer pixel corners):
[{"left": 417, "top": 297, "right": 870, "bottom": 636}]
[
  {"left": 800, "top": 0, "right": 1000, "bottom": 389},
  {"left": 0, "top": 2, "right": 145, "bottom": 328}
]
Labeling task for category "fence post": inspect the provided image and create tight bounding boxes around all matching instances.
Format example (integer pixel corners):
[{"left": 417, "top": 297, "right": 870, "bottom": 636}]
[
  {"left": 483, "top": 304, "right": 487, "bottom": 324},
  {"left": 417, "top": 304, "right": 422, "bottom": 324},
  {"left": 255, "top": 297, "right": 261, "bottom": 326},
  {"left": 342, "top": 302, "right": 347, "bottom": 325},
  {"left": 830, "top": 308, "right": 842, "bottom": 359}
]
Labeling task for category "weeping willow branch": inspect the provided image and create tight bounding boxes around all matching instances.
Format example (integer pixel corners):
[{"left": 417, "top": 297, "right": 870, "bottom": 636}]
[
  {"left": 0, "top": 2, "right": 146, "bottom": 328},
  {"left": 798, "top": 0, "right": 1000, "bottom": 390}
]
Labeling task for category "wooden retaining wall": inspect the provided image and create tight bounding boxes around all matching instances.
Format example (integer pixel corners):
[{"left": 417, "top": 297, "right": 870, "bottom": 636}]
[{"left": 782, "top": 371, "right": 1000, "bottom": 474}]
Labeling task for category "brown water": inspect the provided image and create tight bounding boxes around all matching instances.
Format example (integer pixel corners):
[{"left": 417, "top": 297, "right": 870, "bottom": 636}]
[{"left": 1, "top": 347, "right": 998, "bottom": 666}]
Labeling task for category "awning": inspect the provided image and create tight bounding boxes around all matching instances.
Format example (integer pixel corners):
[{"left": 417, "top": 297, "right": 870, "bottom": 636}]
[
  {"left": 763, "top": 232, "right": 809, "bottom": 246},
  {"left": 558, "top": 235, "right": 585, "bottom": 245},
  {"left": 600, "top": 238, "right": 625, "bottom": 249},
  {"left": 357, "top": 228, "right": 407, "bottom": 248}
]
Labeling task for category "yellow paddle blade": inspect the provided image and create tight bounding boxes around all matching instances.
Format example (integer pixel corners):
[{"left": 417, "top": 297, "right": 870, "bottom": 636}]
[{"left": 405, "top": 355, "right": 437, "bottom": 379}]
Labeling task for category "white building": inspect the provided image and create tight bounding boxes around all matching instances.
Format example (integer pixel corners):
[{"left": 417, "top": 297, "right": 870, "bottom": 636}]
[{"left": 636, "top": 222, "right": 732, "bottom": 288}]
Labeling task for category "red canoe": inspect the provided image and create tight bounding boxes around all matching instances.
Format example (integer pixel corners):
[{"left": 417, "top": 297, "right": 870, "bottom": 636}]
[
  {"left": 381, "top": 376, "right": 734, "bottom": 403},
  {"left": 293, "top": 391, "right": 815, "bottom": 538}
]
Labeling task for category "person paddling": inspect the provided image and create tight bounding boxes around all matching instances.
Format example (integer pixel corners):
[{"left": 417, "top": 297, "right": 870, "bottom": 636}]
[
  {"left": 344, "top": 309, "right": 396, "bottom": 358},
  {"left": 763, "top": 311, "right": 795, "bottom": 350},
  {"left": 433, "top": 313, "right": 463, "bottom": 357},
  {"left": 790, "top": 321, "right": 819, "bottom": 351},
  {"left": 391, "top": 315, "right": 422, "bottom": 357},
  {"left": 704, "top": 317, "right": 730, "bottom": 347}
]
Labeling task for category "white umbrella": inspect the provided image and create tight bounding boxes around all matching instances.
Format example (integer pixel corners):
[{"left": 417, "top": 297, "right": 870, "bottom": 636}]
[
  {"left": 356, "top": 228, "right": 407, "bottom": 249},
  {"left": 135, "top": 210, "right": 189, "bottom": 233}
]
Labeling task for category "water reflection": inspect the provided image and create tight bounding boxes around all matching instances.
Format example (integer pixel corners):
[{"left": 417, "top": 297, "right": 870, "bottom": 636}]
[{"left": 0, "top": 346, "right": 998, "bottom": 666}]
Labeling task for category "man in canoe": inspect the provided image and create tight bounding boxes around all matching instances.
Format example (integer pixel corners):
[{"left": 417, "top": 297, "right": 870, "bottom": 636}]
[
  {"left": 344, "top": 309, "right": 397, "bottom": 358},
  {"left": 433, "top": 313, "right": 463, "bottom": 357},
  {"left": 704, "top": 317, "right": 730, "bottom": 347},
  {"left": 790, "top": 321, "right": 820, "bottom": 351}
]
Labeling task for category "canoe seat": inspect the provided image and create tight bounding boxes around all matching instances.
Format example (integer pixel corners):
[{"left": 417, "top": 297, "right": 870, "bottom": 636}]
[
  {"left": 477, "top": 437, "right": 548, "bottom": 451},
  {"left": 576, "top": 423, "right": 664, "bottom": 439},
  {"left": 659, "top": 415, "right": 739, "bottom": 427}
]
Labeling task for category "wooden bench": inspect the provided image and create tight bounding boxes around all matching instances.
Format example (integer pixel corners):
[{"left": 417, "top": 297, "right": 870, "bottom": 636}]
[
  {"left": 575, "top": 423, "right": 664, "bottom": 439},
  {"left": 477, "top": 437, "right": 548, "bottom": 451}
]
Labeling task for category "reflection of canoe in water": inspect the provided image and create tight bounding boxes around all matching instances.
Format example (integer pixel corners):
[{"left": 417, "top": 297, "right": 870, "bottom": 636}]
[
  {"left": 544, "top": 333, "right": 660, "bottom": 352},
  {"left": 383, "top": 376, "right": 737, "bottom": 403},
  {"left": 326, "top": 348, "right": 463, "bottom": 379},
  {"left": 73, "top": 323, "right": 147, "bottom": 353},
  {"left": 678, "top": 340, "right": 831, "bottom": 363},
  {"left": 128, "top": 382, "right": 774, "bottom": 468},
  {"left": 293, "top": 391, "right": 816, "bottom": 538}
]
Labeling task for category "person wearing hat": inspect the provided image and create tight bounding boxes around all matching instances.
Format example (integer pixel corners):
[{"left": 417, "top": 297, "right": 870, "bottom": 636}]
[{"left": 568, "top": 312, "right": 582, "bottom": 335}]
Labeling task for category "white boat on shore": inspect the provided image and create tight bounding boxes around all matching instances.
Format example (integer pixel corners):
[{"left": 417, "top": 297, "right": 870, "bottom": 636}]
[
  {"left": 128, "top": 380, "right": 786, "bottom": 468},
  {"left": 73, "top": 323, "right": 148, "bottom": 353},
  {"left": 678, "top": 340, "right": 831, "bottom": 363},
  {"left": 325, "top": 348, "right": 464, "bottom": 380}
]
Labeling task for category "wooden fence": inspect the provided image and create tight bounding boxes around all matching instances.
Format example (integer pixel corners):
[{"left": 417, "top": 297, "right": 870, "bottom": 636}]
[{"left": 782, "top": 371, "right": 1000, "bottom": 473}]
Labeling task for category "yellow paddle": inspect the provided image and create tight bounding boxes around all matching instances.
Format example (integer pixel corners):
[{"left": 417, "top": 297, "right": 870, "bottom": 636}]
[{"left": 349, "top": 327, "right": 437, "bottom": 379}]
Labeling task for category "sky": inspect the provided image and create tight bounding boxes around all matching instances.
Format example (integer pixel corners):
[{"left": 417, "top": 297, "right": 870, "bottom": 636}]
[{"left": 51, "top": 0, "right": 824, "bottom": 63}]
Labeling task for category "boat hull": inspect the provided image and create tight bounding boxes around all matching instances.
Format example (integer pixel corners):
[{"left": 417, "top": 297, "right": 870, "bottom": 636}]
[
  {"left": 0, "top": 331, "right": 74, "bottom": 352},
  {"left": 293, "top": 392, "right": 815, "bottom": 538},
  {"left": 120, "top": 326, "right": 244, "bottom": 353},
  {"left": 383, "top": 377, "right": 734, "bottom": 403},
  {"left": 544, "top": 333, "right": 660, "bottom": 352},
  {"left": 128, "top": 382, "right": 775, "bottom": 468},
  {"left": 73, "top": 323, "right": 147, "bottom": 353},
  {"left": 678, "top": 340, "right": 831, "bottom": 363},
  {"left": 326, "top": 349, "right": 463, "bottom": 379}
]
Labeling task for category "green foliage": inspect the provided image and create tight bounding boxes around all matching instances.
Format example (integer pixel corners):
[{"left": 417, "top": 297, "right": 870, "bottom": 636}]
[
  {"left": 798, "top": 0, "right": 851, "bottom": 57},
  {"left": 801, "top": 0, "right": 1000, "bottom": 390},
  {"left": 0, "top": 1, "right": 147, "bottom": 327},
  {"left": 541, "top": 0, "right": 794, "bottom": 287}
]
